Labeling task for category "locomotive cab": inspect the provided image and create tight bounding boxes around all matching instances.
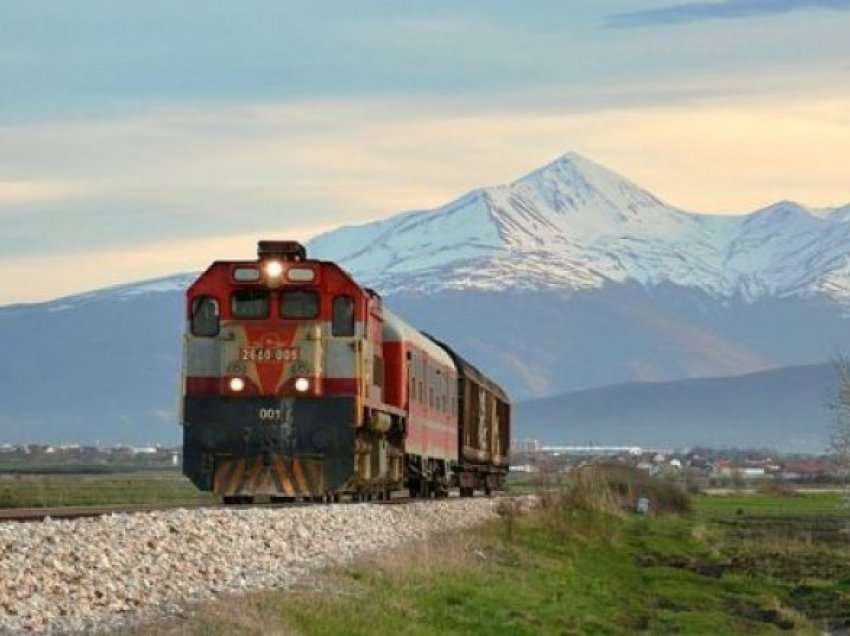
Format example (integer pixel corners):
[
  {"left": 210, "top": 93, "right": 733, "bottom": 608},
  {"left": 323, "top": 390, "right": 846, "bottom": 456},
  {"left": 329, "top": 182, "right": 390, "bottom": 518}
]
[{"left": 181, "top": 240, "right": 394, "bottom": 501}]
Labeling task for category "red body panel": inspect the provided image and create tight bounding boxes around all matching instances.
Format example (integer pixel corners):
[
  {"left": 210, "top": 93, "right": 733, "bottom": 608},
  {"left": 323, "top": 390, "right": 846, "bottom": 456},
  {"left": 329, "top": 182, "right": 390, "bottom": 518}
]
[{"left": 382, "top": 327, "right": 458, "bottom": 462}]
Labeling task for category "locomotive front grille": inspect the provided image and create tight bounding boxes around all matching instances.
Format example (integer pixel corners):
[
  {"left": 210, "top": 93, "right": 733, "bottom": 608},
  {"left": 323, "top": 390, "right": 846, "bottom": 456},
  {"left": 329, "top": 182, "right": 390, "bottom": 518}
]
[{"left": 213, "top": 455, "right": 324, "bottom": 497}]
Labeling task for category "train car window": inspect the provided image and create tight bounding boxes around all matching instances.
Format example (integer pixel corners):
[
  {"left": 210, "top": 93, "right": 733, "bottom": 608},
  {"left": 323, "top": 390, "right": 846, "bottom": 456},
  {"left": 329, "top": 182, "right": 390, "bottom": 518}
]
[
  {"left": 191, "top": 296, "right": 220, "bottom": 337},
  {"left": 418, "top": 381, "right": 424, "bottom": 402},
  {"left": 231, "top": 290, "right": 269, "bottom": 319},
  {"left": 332, "top": 295, "right": 355, "bottom": 336},
  {"left": 281, "top": 290, "right": 319, "bottom": 319}
]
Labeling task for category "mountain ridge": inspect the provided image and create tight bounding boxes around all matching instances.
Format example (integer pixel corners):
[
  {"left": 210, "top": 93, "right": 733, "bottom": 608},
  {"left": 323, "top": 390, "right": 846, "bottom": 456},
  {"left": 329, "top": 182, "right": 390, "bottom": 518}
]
[
  {"left": 308, "top": 152, "right": 850, "bottom": 302},
  {"left": 7, "top": 152, "right": 849, "bottom": 311},
  {"left": 513, "top": 361, "right": 838, "bottom": 453}
]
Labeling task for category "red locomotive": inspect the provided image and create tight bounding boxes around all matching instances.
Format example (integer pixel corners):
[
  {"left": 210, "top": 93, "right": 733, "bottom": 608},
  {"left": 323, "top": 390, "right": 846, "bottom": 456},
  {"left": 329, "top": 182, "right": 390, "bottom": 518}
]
[{"left": 181, "top": 241, "right": 510, "bottom": 502}]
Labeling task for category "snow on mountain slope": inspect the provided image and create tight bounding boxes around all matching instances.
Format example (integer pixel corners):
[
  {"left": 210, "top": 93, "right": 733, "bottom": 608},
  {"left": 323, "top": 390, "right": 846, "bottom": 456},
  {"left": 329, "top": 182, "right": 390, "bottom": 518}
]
[
  {"left": 0, "top": 273, "right": 198, "bottom": 316},
  {"left": 308, "top": 153, "right": 850, "bottom": 302}
]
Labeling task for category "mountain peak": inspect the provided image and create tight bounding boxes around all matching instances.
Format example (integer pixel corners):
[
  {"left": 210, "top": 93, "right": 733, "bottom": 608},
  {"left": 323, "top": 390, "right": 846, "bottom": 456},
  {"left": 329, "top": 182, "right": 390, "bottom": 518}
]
[
  {"left": 308, "top": 153, "right": 850, "bottom": 302},
  {"left": 505, "top": 151, "right": 672, "bottom": 218},
  {"left": 513, "top": 151, "right": 627, "bottom": 186}
]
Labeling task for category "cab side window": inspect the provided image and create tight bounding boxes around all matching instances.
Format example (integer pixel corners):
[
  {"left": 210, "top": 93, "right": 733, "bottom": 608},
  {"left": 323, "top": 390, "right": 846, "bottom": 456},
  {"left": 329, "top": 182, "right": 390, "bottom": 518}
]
[
  {"left": 332, "top": 295, "right": 355, "bottom": 336},
  {"left": 191, "top": 296, "right": 220, "bottom": 337}
]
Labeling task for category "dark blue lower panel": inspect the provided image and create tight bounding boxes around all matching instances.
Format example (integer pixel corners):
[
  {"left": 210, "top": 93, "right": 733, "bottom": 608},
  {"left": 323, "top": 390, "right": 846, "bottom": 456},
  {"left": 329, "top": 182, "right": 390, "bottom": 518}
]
[{"left": 182, "top": 396, "right": 356, "bottom": 494}]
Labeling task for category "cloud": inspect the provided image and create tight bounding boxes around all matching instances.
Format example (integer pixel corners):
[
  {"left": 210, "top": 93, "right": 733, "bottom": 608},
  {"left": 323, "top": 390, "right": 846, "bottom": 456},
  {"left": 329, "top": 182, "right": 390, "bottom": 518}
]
[
  {"left": 0, "top": 179, "right": 91, "bottom": 205},
  {"left": 607, "top": 0, "right": 850, "bottom": 28},
  {"left": 0, "top": 228, "right": 334, "bottom": 306}
]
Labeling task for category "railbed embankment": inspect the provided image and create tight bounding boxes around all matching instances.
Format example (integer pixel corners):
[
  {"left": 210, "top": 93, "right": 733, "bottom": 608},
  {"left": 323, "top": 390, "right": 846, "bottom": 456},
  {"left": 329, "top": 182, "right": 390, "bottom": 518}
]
[{"left": 0, "top": 496, "right": 535, "bottom": 634}]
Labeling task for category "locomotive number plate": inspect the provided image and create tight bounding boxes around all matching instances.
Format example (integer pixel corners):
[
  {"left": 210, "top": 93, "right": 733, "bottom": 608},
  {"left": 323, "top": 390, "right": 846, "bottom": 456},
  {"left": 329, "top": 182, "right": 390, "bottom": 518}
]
[{"left": 240, "top": 346, "right": 298, "bottom": 362}]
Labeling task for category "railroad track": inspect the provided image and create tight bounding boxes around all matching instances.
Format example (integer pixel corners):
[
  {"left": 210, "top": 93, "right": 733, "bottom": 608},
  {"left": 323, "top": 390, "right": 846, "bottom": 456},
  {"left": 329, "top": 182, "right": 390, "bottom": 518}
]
[{"left": 0, "top": 492, "right": 486, "bottom": 523}]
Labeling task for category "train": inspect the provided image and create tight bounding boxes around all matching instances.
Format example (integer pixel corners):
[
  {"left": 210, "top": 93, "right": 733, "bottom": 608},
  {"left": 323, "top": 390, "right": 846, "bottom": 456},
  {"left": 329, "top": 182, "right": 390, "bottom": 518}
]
[{"left": 180, "top": 240, "right": 510, "bottom": 502}]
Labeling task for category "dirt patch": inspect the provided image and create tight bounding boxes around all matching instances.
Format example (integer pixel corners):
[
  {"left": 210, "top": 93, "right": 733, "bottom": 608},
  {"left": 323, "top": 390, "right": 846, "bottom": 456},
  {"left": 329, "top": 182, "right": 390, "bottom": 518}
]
[
  {"left": 725, "top": 598, "right": 796, "bottom": 631},
  {"left": 727, "top": 550, "right": 850, "bottom": 581},
  {"left": 720, "top": 515, "right": 850, "bottom": 547},
  {"left": 788, "top": 585, "right": 850, "bottom": 631}
]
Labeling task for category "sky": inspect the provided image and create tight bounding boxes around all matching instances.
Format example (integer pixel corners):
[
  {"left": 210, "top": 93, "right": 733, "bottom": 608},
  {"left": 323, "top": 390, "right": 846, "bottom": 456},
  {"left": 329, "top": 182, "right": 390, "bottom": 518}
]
[{"left": 2, "top": 0, "right": 850, "bottom": 304}]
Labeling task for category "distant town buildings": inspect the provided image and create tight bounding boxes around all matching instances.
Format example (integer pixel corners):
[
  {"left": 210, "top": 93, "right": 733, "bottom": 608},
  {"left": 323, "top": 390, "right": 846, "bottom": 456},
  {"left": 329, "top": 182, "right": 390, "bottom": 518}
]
[
  {"left": 510, "top": 440, "right": 845, "bottom": 483},
  {"left": 0, "top": 444, "right": 181, "bottom": 468}
]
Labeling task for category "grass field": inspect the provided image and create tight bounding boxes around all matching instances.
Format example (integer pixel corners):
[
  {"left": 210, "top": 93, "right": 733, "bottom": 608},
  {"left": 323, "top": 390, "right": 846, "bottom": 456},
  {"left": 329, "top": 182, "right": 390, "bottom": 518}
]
[
  {"left": 132, "top": 478, "right": 850, "bottom": 635},
  {"left": 0, "top": 471, "right": 212, "bottom": 508}
]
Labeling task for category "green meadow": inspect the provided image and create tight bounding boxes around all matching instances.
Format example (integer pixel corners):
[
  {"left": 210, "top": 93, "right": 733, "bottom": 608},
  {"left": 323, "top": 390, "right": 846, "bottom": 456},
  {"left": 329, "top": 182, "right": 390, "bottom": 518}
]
[{"left": 134, "top": 474, "right": 850, "bottom": 635}]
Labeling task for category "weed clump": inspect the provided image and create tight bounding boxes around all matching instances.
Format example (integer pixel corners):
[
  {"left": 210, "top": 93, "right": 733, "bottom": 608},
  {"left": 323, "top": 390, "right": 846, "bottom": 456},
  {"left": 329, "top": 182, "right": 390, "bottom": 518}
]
[
  {"left": 600, "top": 464, "right": 692, "bottom": 515},
  {"left": 538, "top": 464, "right": 691, "bottom": 517}
]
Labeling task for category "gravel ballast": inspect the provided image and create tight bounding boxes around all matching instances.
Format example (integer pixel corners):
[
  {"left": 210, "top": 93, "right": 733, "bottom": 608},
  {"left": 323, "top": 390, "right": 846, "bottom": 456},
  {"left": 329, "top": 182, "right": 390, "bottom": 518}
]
[{"left": 0, "top": 498, "right": 523, "bottom": 634}]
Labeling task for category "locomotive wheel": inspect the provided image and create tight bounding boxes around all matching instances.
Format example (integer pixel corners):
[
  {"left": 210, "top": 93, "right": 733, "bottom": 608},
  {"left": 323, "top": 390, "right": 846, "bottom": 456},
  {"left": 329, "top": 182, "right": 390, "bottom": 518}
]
[{"left": 408, "top": 480, "right": 420, "bottom": 498}]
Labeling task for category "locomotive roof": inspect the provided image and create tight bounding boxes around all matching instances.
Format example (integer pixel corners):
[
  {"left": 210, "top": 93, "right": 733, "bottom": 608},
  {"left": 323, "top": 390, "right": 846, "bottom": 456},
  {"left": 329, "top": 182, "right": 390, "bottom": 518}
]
[{"left": 383, "top": 309, "right": 455, "bottom": 370}]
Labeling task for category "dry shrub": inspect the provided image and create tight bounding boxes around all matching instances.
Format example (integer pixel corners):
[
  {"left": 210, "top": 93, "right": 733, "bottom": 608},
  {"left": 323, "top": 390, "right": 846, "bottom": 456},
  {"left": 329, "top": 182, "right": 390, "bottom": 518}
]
[
  {"left": 562, "top": 465, "right": 622, "bottom": 516},
  {"left": 531, "top": 455, "right": 564, "bottom": 493},
  {"left": 496, "top": 498, "right": 523, "bottom": 543},
  {"left": 535, "top": 464, "right": 691, "bottom": 521},
  {"left": 534, "top": 465, "right": 624, "bottom": 544},
  {"left": 599, "top": 464, "right": 691, "bottom": 515}
]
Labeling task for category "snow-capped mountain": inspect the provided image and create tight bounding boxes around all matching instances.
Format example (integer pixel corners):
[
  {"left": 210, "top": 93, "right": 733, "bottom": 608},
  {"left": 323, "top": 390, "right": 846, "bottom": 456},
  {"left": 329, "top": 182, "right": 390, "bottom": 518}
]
[
  {"left": 2, "top": 152, "right": 849, "bottom": 446},
  {"left": 309, "top": 153, "right": 850, "bottom": 302}
]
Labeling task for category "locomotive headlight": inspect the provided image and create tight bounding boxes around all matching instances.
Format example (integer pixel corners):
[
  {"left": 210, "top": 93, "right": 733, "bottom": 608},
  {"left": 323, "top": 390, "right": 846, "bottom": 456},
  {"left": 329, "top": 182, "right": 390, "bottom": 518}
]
[
  {"left": 264, "top": 259, "right": 284, "bottom": 279},
  {"left": 294, "top": 377, "right": 310, "bottom": 393},
  {"left": 229, "top": 377, "right": 245, "bottom": 392}
]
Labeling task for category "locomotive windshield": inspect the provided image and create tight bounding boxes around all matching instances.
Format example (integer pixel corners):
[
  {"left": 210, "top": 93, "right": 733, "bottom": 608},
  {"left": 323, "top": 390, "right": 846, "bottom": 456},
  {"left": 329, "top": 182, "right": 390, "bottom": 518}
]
[
  {"left": 280, "top": 290, "right": 319, "bottom": 319},
  {"left": 231, "top": 290, "right": 270, "bottom": 319}
]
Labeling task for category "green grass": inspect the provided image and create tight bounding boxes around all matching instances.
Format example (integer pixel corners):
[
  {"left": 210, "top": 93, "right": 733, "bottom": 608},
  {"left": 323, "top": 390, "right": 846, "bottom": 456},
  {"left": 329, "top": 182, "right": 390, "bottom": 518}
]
[
  {"left": 694, "top": 492, "right": 847, "bottom": 518},
  {"left": 503, "top": 471, "right": 542, "bottom": 495},
  {"left": 0, "top": 471, "right": 212, "bottom": 508},
  {"left": 135, "top": 490, "right": 850, "bottom": 635}
]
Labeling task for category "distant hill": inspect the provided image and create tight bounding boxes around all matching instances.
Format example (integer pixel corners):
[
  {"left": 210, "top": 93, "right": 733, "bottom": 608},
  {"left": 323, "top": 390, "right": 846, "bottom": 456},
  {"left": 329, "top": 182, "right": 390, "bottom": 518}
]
[{"left": 513, "top": 363, "right": 839, "bottom": 453}]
